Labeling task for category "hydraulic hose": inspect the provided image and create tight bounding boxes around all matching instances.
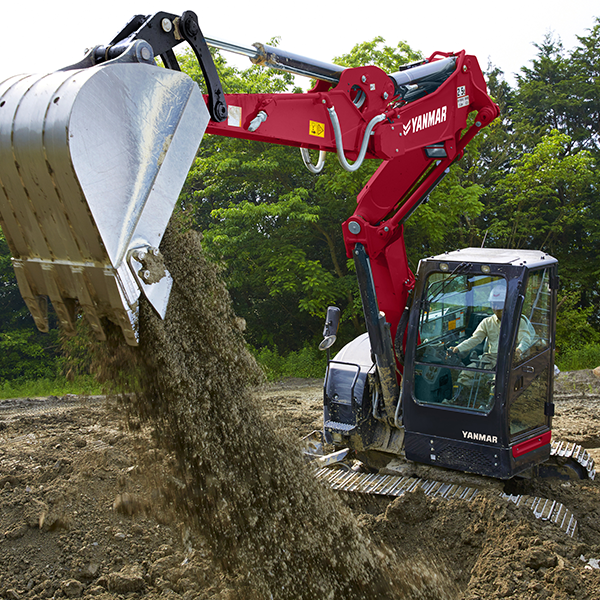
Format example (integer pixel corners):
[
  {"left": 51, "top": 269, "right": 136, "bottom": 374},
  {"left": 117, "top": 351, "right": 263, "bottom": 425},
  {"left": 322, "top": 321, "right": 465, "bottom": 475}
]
[
  {"left": 300, "top": 148, "right": 327, "bottom": 174},
  {"left": 327, "top": 107, "right": 386, "bottom": 172}
]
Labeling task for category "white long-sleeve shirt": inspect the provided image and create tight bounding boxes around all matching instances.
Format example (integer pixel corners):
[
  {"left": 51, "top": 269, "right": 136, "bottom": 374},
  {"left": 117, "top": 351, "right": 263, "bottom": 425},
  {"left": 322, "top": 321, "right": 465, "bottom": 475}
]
[{"left": 455, "top": 314, "right": 532, "bottom": 360}]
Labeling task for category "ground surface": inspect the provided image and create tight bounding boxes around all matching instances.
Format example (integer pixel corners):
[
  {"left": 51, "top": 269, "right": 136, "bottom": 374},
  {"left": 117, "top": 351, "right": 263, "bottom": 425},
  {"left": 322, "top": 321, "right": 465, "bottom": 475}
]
[{"left": 1, "top": 371, "right": 600, "bottom": 599}]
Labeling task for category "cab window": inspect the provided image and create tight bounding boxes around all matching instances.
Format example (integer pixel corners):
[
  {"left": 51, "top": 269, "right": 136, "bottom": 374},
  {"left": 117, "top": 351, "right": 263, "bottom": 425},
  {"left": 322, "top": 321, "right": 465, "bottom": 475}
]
[
  {"left": 414, "top": 273, "right": 507, "bottom": 413},
  {"left": 512, "top": 269, "right": 551, "bottom": 366}
]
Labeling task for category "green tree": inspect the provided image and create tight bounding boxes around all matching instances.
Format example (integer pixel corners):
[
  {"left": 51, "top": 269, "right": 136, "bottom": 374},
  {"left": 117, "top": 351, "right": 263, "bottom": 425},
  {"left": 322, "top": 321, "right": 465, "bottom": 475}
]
[
  {"left": 478, "top": 22, "right": 600, "bottom": 332},
  {"left": 0, "top": 230, "right": 31, "bottom": 330},
  {"left": 512, "top": 20, "right": 600, "bottom": 155},
  {"left": 570, "top": 17, "right": 600, "bottom": 154},
  {"left": 555, "top": 292, "right": 600, "bottom": 356},
  {"left": 488, "top": 131, "right": 599, "bottom": 302},
  {"left": 0, "top": 230, "right": 61, "bottom": 382},
  {"left": 332, "top": 37, "right": 422, "bottom": 71}
]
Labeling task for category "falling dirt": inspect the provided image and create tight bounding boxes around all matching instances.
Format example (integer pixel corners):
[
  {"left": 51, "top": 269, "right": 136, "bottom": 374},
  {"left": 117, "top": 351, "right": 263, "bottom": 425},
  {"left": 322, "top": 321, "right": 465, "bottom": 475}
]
[{"left": 2, "top": 226, "right": 600, "bottom": 599}]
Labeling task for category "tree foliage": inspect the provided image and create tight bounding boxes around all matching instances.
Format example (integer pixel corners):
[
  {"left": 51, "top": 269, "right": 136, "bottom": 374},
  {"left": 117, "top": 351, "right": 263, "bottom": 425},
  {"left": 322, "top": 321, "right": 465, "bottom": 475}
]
[
  {"left": 479, "top": 21, "right": 600, "bottom": 327},
  {"left": 0, "top": 230, "right": 62, "bottom": 382},
  {"left": 1, "top": 21, "right": 600, "bottom": 379}
]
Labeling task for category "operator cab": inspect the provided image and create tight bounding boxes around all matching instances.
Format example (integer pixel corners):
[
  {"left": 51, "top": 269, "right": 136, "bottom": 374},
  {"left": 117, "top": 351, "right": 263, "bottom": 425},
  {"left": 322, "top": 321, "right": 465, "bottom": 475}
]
[{"left": 402, "top": 248, "right": 558, "bottom": 478}]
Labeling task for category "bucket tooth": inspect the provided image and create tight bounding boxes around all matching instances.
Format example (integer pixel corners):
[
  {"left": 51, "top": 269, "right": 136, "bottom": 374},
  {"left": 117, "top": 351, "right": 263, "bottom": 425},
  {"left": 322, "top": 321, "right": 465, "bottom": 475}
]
[
  {"left": 70, "top": 266, "right": 106, "bottom": 341},
  {"left": 0, "top": 53, "right": 209, "bottom": 345},
  {"left": 12, "top": 259, "right": 49, "bottom": 332},
  {"left": 40, "top": 263, "right": 77, "bottom": 336}
]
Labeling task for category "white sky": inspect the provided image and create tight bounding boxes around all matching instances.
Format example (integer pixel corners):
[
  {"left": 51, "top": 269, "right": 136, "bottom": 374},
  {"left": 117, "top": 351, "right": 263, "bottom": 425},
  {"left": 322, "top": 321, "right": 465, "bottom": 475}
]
[{"left": 1, "top": 1, "right": 598, "bottom": 86}]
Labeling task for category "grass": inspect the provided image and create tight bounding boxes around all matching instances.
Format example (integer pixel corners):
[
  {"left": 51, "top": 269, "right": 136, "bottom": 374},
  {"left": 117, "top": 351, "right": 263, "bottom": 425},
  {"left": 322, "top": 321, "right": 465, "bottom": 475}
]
[
  {"left": 0, "top": 375, "right": 102, "bottom": 400},
  {"left": 3, "top": 340, "right": 598, "bottom": 399},
  {"left": 252, "top": 344, "right": 328, "bottom": 381},
  {"left": 556, "top": 342, "right": 600, "bottom": 373}
]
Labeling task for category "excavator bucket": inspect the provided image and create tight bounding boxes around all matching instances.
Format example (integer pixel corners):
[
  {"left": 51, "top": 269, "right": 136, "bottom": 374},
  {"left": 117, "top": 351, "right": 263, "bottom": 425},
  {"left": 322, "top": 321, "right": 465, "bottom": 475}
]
[{"left": 0, "top": 44, "right": 209, "bottom": 345}]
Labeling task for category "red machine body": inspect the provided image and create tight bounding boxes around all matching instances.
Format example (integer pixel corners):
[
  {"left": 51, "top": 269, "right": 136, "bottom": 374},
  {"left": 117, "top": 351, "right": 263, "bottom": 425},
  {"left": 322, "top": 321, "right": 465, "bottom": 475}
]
[{"left": 205, "top": 50, "right": 500, "bottom": 355}]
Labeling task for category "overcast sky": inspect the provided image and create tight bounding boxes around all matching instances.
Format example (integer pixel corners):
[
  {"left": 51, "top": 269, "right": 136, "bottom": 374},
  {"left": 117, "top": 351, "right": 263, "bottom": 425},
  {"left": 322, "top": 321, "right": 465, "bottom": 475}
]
[{"left": 1, "top": 1, "right": 598, "bottom": 86}]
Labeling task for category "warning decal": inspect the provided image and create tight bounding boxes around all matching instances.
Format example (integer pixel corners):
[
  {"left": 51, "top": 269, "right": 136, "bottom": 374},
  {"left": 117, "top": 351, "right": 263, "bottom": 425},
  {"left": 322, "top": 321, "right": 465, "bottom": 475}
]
[
  {"left": 228, "top": 106, "right": 242, "bottom": 127},
  {"left": 309, "top": 121, "right": 325, "bottom": 137},
  {"left": 457, "top": 86, "right": 469, "bottom": 109}
]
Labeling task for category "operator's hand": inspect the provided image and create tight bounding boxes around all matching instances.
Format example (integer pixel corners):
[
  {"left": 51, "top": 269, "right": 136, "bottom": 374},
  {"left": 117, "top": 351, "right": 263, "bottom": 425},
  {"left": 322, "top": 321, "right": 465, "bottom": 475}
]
[{"left": 446, "top": 345, "right": 460, "bottom": 361}]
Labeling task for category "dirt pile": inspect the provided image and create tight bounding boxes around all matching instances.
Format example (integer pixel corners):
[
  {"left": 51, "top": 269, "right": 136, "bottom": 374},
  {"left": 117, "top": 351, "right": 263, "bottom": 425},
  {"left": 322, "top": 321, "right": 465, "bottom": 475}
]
[
  {"left": 0, "top": 397, "right": 241, "bottom": 598},
  {"left": 88, "top": 224, "right": 455, "bottom": 599}
]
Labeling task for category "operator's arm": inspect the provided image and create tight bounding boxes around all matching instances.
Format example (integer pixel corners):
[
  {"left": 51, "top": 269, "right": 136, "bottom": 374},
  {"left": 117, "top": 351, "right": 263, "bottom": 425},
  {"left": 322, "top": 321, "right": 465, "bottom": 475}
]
[
  {"left": 515, "top": 317, "right": 535, "bottom": 357},
  {"left": 452, "top": 318, "right": 490, "bottom": 356}
]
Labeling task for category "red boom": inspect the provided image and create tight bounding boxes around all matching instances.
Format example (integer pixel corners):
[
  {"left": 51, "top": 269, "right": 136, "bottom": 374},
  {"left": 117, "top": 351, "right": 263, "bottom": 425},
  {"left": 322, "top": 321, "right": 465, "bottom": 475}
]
[{"left": 205, "top": 50, "right": 499, "bottom": 351}]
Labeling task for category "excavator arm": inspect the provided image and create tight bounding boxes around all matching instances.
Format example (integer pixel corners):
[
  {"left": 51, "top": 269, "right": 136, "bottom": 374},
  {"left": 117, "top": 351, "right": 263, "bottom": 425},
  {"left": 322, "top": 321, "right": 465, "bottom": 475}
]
[
  {"left": 0, "top": 10, "right": 498, "bottom": 353},
  {"left": 201, "top": 43, "right": 498, "bottom": 415}
]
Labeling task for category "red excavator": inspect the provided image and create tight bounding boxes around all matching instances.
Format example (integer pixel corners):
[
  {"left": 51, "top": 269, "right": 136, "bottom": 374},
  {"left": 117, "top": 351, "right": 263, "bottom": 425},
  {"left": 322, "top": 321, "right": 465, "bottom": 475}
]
[{"left": 0, "top": 11, "right": 593, "bottom": 496}]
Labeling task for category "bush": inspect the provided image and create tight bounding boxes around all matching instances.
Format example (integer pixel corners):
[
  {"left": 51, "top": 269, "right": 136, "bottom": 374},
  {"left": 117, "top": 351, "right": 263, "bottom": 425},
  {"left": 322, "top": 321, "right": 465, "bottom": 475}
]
[
  {"left": 556, "top": 292, "right": 600, "bottom": 356},
  {"left": 556, "top": 342, "right": 600, "bottom": 372},
  {"left": 0, "top": 329, "right": 61, "bottom": 383},
  {"left": 252, "top": 344, "right": 327, "bottom": 381}
]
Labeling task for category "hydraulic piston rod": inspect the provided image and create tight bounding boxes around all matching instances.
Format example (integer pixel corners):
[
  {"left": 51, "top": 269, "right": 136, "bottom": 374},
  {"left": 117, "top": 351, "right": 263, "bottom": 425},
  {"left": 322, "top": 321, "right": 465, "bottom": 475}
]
[{"left": 205, "top": 37, "right": 345, "bottom": 83}]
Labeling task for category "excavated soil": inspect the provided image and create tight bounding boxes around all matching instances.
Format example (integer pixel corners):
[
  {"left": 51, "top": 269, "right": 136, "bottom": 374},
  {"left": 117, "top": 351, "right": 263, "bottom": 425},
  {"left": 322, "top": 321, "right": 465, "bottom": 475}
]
[
  {"left": 2, "top": 228, "right": 600, "bottom": 598},
  {"left": 2, "top": 375, "right": 600, "bottom": 599}
]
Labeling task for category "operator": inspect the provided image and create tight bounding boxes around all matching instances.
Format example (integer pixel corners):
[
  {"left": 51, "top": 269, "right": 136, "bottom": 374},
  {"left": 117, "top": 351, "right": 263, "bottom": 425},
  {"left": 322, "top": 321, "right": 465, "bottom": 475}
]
[
  {"left": 449, "top": 285, "right": 532, "bottom": 403},
  {"left": 451, "top": 286, "right": 504, "bottom": 368}
]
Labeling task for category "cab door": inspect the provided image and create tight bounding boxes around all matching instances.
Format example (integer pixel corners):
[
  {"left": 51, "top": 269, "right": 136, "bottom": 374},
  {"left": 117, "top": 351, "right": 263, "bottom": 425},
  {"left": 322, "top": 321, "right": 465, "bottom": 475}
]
[
  {"left": 402, "top": 270, "right": 510, "bottom": 477},
  {"left": 507, "top": 267, "right": 557, "bottom": 471}
]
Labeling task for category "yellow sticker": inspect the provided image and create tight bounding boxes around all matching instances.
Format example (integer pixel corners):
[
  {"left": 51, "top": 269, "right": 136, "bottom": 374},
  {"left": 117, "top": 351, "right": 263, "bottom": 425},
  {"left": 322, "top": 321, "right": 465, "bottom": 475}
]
[
  {"left": 309, "top": 121, "right": 325, "bottom": 137},
  {"left": 448, "top": 320, "right": 456, "bottom": 330}
]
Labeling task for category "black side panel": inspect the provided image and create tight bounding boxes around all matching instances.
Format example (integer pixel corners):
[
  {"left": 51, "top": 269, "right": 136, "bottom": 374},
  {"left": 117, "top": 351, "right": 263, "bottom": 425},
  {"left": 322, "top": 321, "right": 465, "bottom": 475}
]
[
  {"left": 324, "top": 361, "right": 367, "bottom": 429},
  {"left": 405, "top": 431, "right": 509, "bottom": 478}
]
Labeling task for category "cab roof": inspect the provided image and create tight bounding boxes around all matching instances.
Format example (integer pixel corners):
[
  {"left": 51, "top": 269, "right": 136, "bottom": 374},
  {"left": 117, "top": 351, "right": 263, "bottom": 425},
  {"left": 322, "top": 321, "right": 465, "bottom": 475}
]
[{"left": 426, "top": 247, "right": 557, "bottom": 270}]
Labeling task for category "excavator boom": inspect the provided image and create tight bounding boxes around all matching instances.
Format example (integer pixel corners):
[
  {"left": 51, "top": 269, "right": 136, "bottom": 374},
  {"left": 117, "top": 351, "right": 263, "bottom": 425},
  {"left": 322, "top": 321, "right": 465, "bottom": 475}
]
[{"left": 0, "top": 10, "right": 498, "bottom": 347}]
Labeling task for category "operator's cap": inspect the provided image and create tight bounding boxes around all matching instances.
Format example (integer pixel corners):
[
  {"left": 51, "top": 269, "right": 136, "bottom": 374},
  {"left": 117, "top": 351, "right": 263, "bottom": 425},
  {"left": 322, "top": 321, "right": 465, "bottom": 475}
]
[{"left": 489, "top": 284, "right": 506, "bottom": 308}]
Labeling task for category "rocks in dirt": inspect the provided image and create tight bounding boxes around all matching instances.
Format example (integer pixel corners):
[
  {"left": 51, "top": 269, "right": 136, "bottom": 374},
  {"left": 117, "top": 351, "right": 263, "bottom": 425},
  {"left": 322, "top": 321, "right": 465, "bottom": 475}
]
[
  {"left": 4, "top": 524, "right": 27, "bottom": 539},
  {"left": 61, "top": 579, "right": 85, "bottom": 598},
  {"left": 524, "top": 547, "right": 558, "bottom": 570},
  {"left": 77, "top": 561, "right": 101, "bottom": 582},
  {"left": 384, "top": 489, "right": 436, "bottom": 523},
  {"left": 149, "top": 554, "right": 181, "bottom": 584},
  {"left": 29, "top": 580, "right": 56, "bottom": 598},
  {"left": 112, "top": 492, "right": 146, "bottom": 516},
  {"left": 39, "top": 510, "right": 71, "bottom": 531},
  {"left": 86, "top": 586, "right": 106, "bottom": 596},
  {"left": 106, "top": 565, "right": 145, "bottom": 593},
  {"left": 0, "top": 476, "right": 20, "bottom": 488},
  {"left": 593, "top": 366, "right": 600, "bottom": 379},
  {"left": 379, "top": 458, "right": 417, "bottom": 477}
]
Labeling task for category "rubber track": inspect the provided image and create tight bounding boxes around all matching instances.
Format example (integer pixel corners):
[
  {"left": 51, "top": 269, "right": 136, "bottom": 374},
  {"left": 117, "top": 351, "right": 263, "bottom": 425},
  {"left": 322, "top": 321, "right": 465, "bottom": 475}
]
[{"left": 315, "top": 467, "right": 578, "bottom": 537}]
